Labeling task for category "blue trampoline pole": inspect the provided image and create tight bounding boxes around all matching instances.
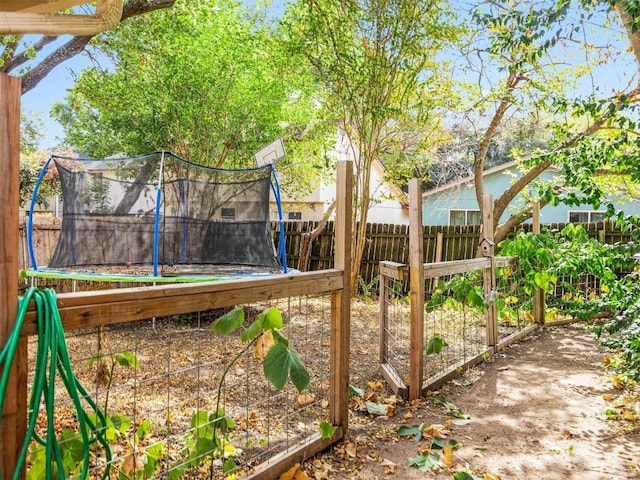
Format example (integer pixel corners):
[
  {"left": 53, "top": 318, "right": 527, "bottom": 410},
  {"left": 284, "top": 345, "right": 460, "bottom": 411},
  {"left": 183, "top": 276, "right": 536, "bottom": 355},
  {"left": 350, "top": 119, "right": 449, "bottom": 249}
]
[
  {"left": 27, "top": 156, "right": 53, "bottom": 271},
  {"left": 152, "top": 152, "right": 165, "bottom": 277},
  {"left": 270, "top": 165, "right": 287, "bottom": 273}
]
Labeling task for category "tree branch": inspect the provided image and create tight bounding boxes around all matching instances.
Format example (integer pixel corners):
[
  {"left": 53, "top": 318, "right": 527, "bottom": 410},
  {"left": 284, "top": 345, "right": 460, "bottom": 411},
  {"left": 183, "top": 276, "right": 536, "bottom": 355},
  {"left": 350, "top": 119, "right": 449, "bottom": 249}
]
[{"left": 15, "top": 0, "right": 175, "bottom": 94}]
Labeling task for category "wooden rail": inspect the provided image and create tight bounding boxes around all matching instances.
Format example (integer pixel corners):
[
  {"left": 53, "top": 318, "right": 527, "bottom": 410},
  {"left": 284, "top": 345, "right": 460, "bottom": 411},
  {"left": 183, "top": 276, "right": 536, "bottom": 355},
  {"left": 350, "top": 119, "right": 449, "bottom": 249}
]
[
  {"left": 9, "top": 161, "right": 354, "bottom": 479},
  {"left": 23, "top": 270, "right": 343, "bottom": 336}
]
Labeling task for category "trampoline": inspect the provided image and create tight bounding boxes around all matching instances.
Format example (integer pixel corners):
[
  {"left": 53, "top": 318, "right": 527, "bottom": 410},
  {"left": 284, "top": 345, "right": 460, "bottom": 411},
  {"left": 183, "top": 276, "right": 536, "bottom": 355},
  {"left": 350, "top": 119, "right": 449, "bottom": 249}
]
[{"left": 26, "top": 151, "right": 290, "bottom": 284}]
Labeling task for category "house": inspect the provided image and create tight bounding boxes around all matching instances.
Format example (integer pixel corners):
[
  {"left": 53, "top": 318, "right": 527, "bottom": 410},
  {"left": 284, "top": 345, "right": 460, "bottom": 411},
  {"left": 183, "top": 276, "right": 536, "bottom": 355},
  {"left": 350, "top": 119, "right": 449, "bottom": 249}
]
[
  {"left": 421, "top": 161, "right": 640, "bottom": 226},
  {"left": 273, "top": 128, "right": 409, "bottom": 224}
]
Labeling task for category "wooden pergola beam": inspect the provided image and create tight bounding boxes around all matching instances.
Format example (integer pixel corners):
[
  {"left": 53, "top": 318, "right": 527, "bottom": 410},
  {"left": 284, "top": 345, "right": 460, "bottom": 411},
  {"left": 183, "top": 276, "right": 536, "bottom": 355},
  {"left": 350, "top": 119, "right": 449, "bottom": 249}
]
[{"left": 0, "top": 0, "right": 122, "bottom": 34}]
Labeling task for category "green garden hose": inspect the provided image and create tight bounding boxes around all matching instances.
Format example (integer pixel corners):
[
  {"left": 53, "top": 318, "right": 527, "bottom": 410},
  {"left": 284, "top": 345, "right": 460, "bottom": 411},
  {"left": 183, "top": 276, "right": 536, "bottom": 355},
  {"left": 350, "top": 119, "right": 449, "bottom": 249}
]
[{"left": 0, "top": 287, "right": 112, "bottom": 479}]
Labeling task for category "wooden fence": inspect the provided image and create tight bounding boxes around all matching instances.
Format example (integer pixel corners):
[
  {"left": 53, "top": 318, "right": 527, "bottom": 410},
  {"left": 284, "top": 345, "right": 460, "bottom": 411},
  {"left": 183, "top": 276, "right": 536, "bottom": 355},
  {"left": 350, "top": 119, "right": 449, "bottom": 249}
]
[
  {"left": 21, "top": 218, "right": 634, "bottom": 286},
  {"left": 5, "top": 163, "right": 354, "bottom": 479}
]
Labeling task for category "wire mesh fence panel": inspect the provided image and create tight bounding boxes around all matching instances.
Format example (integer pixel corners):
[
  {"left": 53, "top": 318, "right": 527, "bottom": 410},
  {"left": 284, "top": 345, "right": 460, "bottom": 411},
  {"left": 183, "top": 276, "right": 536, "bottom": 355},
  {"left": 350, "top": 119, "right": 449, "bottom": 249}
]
[
  {"left": 423, "top": 268, "right": 488, "bottom": 382},
  {"left": 494, "top": 258, "right": 537, "bottom": 342},
  {"left": 378, "top": 274, "right": 410, "bottom": 395},
  {"left": 549, "top": 273, "right": 602, "bottom": 320},
  {"left": 26, "top": 294, "right": 333, "bottom": 479}
]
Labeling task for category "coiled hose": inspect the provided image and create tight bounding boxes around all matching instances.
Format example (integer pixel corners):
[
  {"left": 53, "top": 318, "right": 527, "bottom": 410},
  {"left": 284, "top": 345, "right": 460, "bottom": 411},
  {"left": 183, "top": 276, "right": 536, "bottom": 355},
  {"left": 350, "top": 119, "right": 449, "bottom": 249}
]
[{"left": 0, "top": 287, "right": 112, "bottom": 479}]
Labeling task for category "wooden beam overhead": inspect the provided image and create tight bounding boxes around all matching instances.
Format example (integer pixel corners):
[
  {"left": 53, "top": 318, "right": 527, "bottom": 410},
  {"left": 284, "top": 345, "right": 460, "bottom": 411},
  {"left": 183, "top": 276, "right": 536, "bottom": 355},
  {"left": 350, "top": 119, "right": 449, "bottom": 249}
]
[
  {"left": 0, "top": 0, "right": 122, "bottom": 35},
  {"left": 1, "top": 0, "right": 83, "bottom": 13}
]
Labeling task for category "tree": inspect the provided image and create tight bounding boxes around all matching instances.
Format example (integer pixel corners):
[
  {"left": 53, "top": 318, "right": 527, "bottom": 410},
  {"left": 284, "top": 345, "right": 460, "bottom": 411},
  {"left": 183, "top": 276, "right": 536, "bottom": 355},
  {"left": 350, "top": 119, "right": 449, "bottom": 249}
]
[
  {"left": 451, "top": 0, "right": 640, "bottom": 245},
  {"left": 50, "top": 0, "right": 328, "bottom": 192},
  {"left": 0, "top": 0, "right": 175, "bottom": 95},
  {"left": 282, "top": 0, "right": 460, "bottom": 289}
]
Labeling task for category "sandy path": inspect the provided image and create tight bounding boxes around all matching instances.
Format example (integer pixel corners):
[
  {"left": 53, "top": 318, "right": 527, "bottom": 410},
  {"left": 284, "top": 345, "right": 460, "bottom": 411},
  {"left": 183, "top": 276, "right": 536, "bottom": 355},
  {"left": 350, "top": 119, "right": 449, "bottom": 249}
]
[{"left": 313, "top": 323, "right": 640, "bottom": 480}]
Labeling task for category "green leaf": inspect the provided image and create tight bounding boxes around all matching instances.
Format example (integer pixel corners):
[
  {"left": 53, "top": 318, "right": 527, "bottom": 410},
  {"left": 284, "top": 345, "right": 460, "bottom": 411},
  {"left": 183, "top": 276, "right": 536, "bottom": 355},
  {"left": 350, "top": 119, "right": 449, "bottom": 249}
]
[
  {"left": 114, "top": 351, "right": 139, "bottom": 369},
  {"left": 167, "top": 465, "right": 185, "bottom": 480},
  {"left": 349, "top": 385, "right": 365, "bottom": 397},
  {"left": 241, "top": 318, "right": 264, "bottom": 343},
  {"left": 533, "top": 271, "right": 550, "bottom": 290},
  {"left": 288, "top": 345, "right": 310, "bottom": 392},
  {"left": 136, "top": 419, "right": 152, "bottom": 439},
  {"left": 397, "top": 424, "right": 423, "bottom": 441},
  {"left": 111, "top": 414, "right": 132, "bottom": 434},
  {"left": 191, "top": 410, "right": 211, "bottom": 437},
  {"left": 145, "top": 443, "right": 164, "bottom": 477},
  {"left": 211, "top": 306, "right": 244, "bottom": 335},
  {"left": 223, "top": 458, "right": 237, "bottom": 474},
  {"left": 466, "top": 288, "right": 487, "bottom": 310},
  {"left": 271, "top": 329, "right": 290, "bottom": 348},
  {"left": 453, "top": 472, "right": 482, "bottom": 480},
  {"left": 263, "top": 343, "right": 290, "bottom": 390},
  {"left": 319, "top": 421, "right": 336, "bottom": 440},
  {"left": 426, "top": 334, "right": 448, "bottom": 355},
  {"left": 408, "top": 452, "right": 442, "bottom": 472},
  {"left": 260, "top": 307, "right": 283, "bottom": 330}
]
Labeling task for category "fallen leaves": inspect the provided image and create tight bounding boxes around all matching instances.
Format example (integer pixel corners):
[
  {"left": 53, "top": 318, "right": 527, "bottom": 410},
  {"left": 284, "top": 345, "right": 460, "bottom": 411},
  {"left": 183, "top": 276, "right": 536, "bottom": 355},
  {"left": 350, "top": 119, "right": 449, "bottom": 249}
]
[
  {"left": 350, "top": 384, "right": 400, "bottom": 417},
  {"left": 279, "top": 463, "right": 309, "bottom": 480},
  {"left": 380, "top": 458, "right": 399, "bottom": 473}
]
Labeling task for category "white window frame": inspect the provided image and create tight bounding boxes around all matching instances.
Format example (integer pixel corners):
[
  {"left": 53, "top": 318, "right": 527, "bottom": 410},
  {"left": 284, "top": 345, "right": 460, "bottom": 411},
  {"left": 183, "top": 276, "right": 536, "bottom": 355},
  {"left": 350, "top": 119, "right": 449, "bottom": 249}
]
[
  {"left": 449, "top": 209, "right": 481, "bottom": 226},
  {"left": 568, "top": 210, "right": 605, "bottom": 223}
]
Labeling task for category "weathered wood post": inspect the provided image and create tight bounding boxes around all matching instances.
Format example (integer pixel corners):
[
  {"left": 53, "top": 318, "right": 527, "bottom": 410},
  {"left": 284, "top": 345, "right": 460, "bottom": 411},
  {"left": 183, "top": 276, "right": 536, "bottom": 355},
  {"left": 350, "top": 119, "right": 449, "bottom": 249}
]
[
  {"left": 0, "top": 73, "right": 26, "bottom": 479},
  {"left": 331, "top": 161, "right": 352, "bottom": 429},
  {"left": 532, "top": 201, "right": 546, "bottom": 325},
  {"left": 408, "top": 179, "right": 424, "bottom": 400},
  {"left": 481, "top": 194, "right": 498, "bottom": 348}
]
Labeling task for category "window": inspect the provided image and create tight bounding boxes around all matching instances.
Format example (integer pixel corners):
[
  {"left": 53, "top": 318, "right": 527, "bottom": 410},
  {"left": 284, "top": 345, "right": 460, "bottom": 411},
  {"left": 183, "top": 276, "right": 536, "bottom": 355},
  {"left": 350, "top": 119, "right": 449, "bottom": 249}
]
[
  {"left": 288, "top": 211, "right": 302, "bottom": 220},
  {"left": 449, "top": 209, "right": 481, "bottom": 226},
  {"left": 221, "top": 207, "right": 236, "bottom": 219},
  {"left": 568, "top": 211, "right": 605, "bottom": 223}
]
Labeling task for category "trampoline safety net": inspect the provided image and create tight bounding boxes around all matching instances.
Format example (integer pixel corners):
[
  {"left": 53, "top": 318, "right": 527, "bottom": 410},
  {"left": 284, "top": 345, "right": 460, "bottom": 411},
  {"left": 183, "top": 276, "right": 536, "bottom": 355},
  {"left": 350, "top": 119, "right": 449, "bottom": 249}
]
[{"left": 30, "top": 152, "right": 284, "bottom": 275}]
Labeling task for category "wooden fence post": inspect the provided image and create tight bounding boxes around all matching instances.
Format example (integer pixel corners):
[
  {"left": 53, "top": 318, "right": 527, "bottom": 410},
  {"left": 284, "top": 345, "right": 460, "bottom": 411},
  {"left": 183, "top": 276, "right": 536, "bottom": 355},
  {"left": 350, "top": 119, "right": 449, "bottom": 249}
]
[
  {"left": 532, "top": 201, "right": 546, "bottom": 325},
  {"left": 481, "top": 194, "right": 498, "bottom": 348},
  {"left": 330, "top": 161, "right": 352, "bottom": 429},
  {"left": 0, "top": 73, "right": 26, "bottom": 479},
  {"left": 408, "top": 179, "right": 424, "bottom": 400}
]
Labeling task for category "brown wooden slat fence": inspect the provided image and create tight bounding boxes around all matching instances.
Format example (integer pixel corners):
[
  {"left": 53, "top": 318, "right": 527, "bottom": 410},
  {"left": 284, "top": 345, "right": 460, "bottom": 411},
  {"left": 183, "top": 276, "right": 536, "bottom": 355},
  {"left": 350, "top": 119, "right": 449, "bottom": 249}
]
[{"left": 20, "top": 218, "right": 633, "bottom": 285}]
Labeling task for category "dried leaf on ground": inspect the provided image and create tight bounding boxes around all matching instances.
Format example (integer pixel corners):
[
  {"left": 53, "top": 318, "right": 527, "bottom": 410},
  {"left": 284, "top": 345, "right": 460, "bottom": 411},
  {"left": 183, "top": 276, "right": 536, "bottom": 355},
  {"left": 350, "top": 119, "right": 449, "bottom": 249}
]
[{"left": 380, "top": 458, "right": 399, "bottom": 473}]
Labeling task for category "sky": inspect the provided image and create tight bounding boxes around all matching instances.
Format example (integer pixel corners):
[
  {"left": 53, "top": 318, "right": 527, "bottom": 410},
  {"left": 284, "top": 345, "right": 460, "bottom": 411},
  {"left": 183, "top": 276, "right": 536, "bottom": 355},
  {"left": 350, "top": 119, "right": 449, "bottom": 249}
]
[{"left": 21, "top": 47, "right": 89, "bottom": 149}]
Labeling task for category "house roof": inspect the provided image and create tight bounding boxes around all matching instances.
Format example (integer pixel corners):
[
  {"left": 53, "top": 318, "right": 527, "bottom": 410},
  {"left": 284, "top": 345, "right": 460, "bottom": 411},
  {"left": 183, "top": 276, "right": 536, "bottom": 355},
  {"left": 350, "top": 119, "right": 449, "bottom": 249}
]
[
  {"left": 0, "top": 0, "right": 122, "bottom": 34},
  {"left": 373, "top": 157, "right": 409, "bottom": 208},
  {"left": 422, "top": 161, "right": 518, "bottom": 198}
]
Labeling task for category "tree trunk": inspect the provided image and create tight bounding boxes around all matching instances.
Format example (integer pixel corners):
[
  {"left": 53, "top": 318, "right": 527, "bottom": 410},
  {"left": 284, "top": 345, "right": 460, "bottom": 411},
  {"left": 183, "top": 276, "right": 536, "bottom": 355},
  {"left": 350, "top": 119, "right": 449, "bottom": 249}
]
[{"left": 297, "top": 200, "right": 336, "bottom": 272}]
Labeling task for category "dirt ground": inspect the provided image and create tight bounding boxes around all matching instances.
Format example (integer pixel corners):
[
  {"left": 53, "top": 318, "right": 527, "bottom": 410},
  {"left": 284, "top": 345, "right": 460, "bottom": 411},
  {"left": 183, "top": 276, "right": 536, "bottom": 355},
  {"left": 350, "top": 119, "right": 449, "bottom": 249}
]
[{"left": 308, "top": 323, "right": 640, "bottom": 480}]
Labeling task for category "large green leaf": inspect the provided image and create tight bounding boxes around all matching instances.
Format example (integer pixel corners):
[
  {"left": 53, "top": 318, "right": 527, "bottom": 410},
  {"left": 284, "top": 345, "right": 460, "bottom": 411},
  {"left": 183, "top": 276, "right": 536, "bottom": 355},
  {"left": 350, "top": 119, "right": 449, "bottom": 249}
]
[
  {"left": 260, "top": 307, "right": 283, "bottom": 330},
  {"left": 263, "top": 343, "right": 290, "bottom": 390},
  {"left": 288, "top": 345, "right": 310, "bottom": 392},
  {"left": 262, "top": 342, "right": 310, "bottom": 392},
  {"left": 211, "top": 306, "right": 244, "bottom": 335},
  {"left": 466, "top": 288, "right": 487, "bottom": 310}
]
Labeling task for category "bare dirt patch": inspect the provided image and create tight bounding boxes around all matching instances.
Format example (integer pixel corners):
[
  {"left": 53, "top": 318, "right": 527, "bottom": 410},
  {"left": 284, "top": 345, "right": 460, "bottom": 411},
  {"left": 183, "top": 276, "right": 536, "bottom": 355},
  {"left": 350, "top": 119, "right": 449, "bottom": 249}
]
[{"left": 310, "top": 322, "right": 640, "bottom": 480}]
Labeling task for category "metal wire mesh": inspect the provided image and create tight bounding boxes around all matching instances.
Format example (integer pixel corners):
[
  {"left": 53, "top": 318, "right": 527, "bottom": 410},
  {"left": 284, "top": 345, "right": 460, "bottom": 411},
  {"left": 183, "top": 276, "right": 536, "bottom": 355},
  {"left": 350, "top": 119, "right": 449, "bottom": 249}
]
[
  {"left": 379, "top": 275, "right": 410, "bottom": 391},
  {"left": 423, "top": 269, "right": 487, "bottom": 379},
  {"left": 26, "top": 294, "right": 332, "bottom": 479},
  {"left": 494, "top": 259, "right": 537, "bottom": 342}
]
